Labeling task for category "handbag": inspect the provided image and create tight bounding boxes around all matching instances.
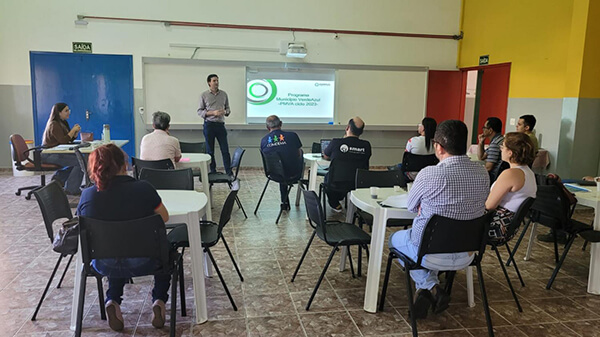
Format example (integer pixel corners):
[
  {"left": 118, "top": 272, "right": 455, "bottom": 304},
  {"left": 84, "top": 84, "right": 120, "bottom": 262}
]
[{"left": 52, "top": 217, "right": 79, "bottom": 255}]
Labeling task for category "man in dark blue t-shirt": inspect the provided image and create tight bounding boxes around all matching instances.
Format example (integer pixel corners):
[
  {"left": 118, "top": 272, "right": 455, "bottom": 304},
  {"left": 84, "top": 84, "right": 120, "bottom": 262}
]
[{"left": 260, "top": 115, "right": 303, "bottom": 210}]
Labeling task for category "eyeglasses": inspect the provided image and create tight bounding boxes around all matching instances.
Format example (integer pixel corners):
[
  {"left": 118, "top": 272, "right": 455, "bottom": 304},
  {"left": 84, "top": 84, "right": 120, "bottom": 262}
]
[{"left": 482, "top": 125, "right": 490, "bottom": 130}]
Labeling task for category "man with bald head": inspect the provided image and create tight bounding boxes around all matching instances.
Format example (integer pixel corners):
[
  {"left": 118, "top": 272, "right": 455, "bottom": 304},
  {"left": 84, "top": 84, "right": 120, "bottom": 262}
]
[
  {"left": 260, "top": 115, "right": 303, "bottom": 210},
  {"left": 323, "top": 117, "right": 371, "bottom": 212}
]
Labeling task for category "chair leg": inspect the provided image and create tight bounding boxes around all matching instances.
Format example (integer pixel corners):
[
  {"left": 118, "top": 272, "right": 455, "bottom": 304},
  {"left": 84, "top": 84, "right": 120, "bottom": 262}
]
[
  {"left": 358, "top": 245, "right": 362, "bottom": 277},
  {"left": 552, "top": 226, "right": 559, "bottom": 263},
  {"left": 504, "top": 243, "right": 525, "bottom": 287},
  {"left": 253, "top": 180, "right": 270, "bottom": 214},
  {"left": 444, "top": 271, "right": 456, "bottom": 294},
  {"left": 170, "top": 258, "right": 178, "bottom": 337},
  {"left": 221, "top": 235, "right": 243, "bottom": 282},
  {"left": 582, "top": 240, "right": 589, "bottom": 251},
  {"left": 524, "top": 222, "right": 538, "bottom": 261},
  {"left": 347, "top": 247, "right": 355, "bottom": 278},
  {"left": 74, "top": 268, "right": 87, "bottom": 337},
  {"left": 406, "top": 266, "right": 418, "bottom": 337},
  {"left": 57, "top": 254, "right": 74, "bottom": 289},
  {"left": 378, "top": 252, "right": 394, "bottom": 311},
  {"left": 546, "top": 235, "right": 576, "bottom": 289},
  {"left": 506, "top": 218, "right": 532, "bottom": 266},
  {"left": 475, "top": 262, "right": 495, "bottom": 337},
  {"left": 291, "top": 231, "right": 316, "bottom": 282},
  {"left": 31, "top": 255, "right": 63, "bottom": 321},
  {"left": 96, "top": 277, "right": 106, "bottom": 320},
  {"left": 295, "top": 183, "right": 301, "bottom": 207},
  {"left": 206, "top": 248, "right": 237, "bottom": 311},
  {"left": 493, "top": 246, "right": 522, "bottom": 312},
  {"left": 178, "top": 257, "right": 186, "bottom": 316},
  {"left": 306, "top": 246, "right": 338, "bottom": 311},
  {"left": 275, "top": 185, "right": 294, "bottom": 224},
  {"left": 235, "top": 196, "right": 248, "bottom": 219}
]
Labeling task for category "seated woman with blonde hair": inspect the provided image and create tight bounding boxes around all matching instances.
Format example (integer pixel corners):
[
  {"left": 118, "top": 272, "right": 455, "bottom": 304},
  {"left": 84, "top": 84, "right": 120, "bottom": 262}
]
[
  {"left": 485, "top": 132, "right": 537, "bottom": 243},
  {"left": 76, "top": 143, "right": 171, "bottom": 331}
]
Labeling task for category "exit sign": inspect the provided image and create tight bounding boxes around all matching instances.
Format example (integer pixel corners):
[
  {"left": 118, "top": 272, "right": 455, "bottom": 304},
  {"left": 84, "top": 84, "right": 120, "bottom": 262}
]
[
  {"left": 479, "top": 55, "right": 489, "bottom": 65},
  {"left": 73, "top": 42, "right": 92, "bottom": 53}
]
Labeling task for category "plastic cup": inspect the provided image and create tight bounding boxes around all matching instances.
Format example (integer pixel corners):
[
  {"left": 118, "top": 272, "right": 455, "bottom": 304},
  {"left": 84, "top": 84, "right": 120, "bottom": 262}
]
[{"left": 370, "top": 186, "right": 379, "bottom": 199}]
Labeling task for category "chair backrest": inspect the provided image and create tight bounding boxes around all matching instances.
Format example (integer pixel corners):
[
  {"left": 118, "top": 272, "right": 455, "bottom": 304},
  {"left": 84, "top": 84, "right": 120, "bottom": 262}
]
[
  {"left": 326, "top": 157, "right": 368, "bottom": 189},
  {"left": 139, "top": 167, "right": 194, "bottom": 190},
  {"left": 10, "top": 134, "right": 30, "bottom": 164},
  {"left": 530, "top": 183, "right": 572, "bottom": 229},
  {"left": 179, "top": 141, "right": 206, "bottom": 154},
  {"left": 32, "top": 181, "right": 74, "bottom": 242},
  {"left": 131, "top": 157, "right": 174, "bottom": 179},
  {"left": 401, "top": 152, "right": 438, "bottom": 174},
  {"left": 302, "top": 189, "right": 326, "bottom": 233},
  {"left": 505, "top": 197, "right": 535, "bottom": 239},
  {"left": 216, "top": 190, "right": 239, "bottom": 235},
  {"left": 260, "top": 150, "right": 302, "bottom": 183},
  {"left": 416, "top": 213, "right": 493, "bottom": 266},
  {"left": 311, "top": 142, "right": 321, "bottom": 154},
  {"left": 79, "top": 214, "right": 171, "bottom": 275},
  {"left": 230, "top": 147, "right": 245, "bottom": 179},
  {"left": 355, "top": 169, "right": 406, "bottom": 188},
  {"left": 490, "top": 160, "right": 510, "bottom": 184},
  {"left": 73, "top": 143, "right": 93, "bottom": 188}
]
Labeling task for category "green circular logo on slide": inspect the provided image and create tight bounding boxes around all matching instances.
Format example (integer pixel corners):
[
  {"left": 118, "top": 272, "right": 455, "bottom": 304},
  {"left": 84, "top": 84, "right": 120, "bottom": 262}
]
[{"left": 247, "top": 79, "right": 277, "bottom": 105}]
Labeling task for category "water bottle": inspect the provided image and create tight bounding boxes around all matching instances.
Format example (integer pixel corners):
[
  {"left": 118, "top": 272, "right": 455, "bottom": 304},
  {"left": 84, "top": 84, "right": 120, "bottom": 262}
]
[{"left": 102, "top": 124, "right": 111, "bottom": 142}]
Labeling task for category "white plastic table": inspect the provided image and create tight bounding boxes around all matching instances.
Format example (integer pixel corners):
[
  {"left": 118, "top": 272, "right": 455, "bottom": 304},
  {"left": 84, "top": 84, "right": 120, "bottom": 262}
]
[
  {"left": 573, "top": 187, "right": 600, "bottom": 294},
  {"left": 42, "top": 140, "right": 129, "bottom": 153},
  {"left": 69, "top": 190, "right": 209, "bottom": 330},
  {"left": 303, "top": 153, "right": 330, "bottom": 192},
  {"left": 345, "top": 187, "right": 477, "bottom": 313},
  {"left": 176, "top": 153, "right": 212, "bottom": 221}
]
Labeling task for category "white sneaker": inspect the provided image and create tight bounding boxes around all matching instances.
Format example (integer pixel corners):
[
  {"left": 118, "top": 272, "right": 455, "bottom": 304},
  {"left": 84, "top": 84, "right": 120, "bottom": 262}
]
[
  {"left": 231, "top": 179, "right": 240, "bottom": 191},
  {"left": 331, "top": 204, "right": 343, "bottom": 213},
  {"left": 105, "top": 300, "right": 124, "bottom": 331},
  {"left": 151, "top": 299, "right": 166, "bottom": 328}
]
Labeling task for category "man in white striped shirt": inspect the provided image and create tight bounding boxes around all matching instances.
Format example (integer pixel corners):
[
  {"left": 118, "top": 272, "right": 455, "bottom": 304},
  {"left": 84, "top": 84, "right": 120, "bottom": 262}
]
[{"left": 390, "top": 120, "right": 489, "bottom": 319}]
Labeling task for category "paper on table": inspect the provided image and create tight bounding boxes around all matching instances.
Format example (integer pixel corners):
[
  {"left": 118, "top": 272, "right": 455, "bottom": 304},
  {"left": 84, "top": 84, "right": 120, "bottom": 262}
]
[
  {"left": 380, "top": 194, "right": 409, "bottom": 208},
  {"left": 179, "top": 157, "right": 191, "bottom": 162},
  {"left": 564, "top": 183, "right": 591, "bottom": 193}
]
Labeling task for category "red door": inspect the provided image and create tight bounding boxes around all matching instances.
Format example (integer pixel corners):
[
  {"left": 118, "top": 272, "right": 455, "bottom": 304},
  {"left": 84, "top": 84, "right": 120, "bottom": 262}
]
[
  {"left": 475, "top": 64, "right": 511, "bottom": 134},
  {"left": 426, "top": 70, "right": 466, "bottom": 122}
]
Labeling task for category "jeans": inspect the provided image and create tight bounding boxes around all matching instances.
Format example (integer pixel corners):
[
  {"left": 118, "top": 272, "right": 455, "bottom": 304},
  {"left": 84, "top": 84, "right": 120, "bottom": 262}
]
[
  {"left": 92, "top": 258, "right": 171, "bottom": 305},
  {"left": 390, "top": 229, "right": 474, "bottom": 290},
  {"left": 203, "top": 121, "right": 232, "bottom": 175},
  {"left": 40, "top": 153, "right": 83, "bottom": 194},
  {"left": 279, "top": 183, "right": 290, "bottom": 204},
  {"left": 323, "top": 173, "right": 351, "bottom": 208}
]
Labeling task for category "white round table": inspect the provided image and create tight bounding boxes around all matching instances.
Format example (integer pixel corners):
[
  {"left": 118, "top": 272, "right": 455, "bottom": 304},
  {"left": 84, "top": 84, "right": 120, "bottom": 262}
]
[{"left": 176, "top": 153, "right": 212, "bottom": 221}]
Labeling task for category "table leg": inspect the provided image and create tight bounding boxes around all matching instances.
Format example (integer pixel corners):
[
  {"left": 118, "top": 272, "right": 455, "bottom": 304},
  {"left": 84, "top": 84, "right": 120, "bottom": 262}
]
[
  {"left": 364, "top": 208, "right": 387, "bottom": 313},
  {"left": 466, "top": 266, "right": 475, "bottom": 307},
  {"left": 587, "top": 201, "right": 600, "bottom": 294},
  {"left": 70, "top": 243, "right": 83, "bottom": 330},
  {"left": 187, "top": 211, "right": 208, "bottom": 324},
  {"left": 200, "top": 160, "right": 212, "bottom": 221},
  {"left": 308, "top": 161, "right": 318, "bottom": 192}
]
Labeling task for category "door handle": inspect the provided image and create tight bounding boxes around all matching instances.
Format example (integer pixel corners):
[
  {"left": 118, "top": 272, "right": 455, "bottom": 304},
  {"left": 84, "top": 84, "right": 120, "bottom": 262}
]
[{"left": 85, "top": 110, "right": 91, "bottom": 121}]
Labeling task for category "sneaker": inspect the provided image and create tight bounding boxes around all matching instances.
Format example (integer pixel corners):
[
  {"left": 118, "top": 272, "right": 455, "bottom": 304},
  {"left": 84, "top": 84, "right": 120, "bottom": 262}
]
[
  {"left": 105, "top": 300, "right": 124, "bottom": 331},
  {"left": 231, "top": 179, "right": 240, "bottom": 191},
  {"left": 151, "top": 299, "right": 166, "bottom": 328},
  {"left": 431, "top": 285, "right": 451, "bottom": 314},
  {"left": 537, "top": 231, "right": 568, "bottom": 244},
  {"left": 331, "top": 204, "right": 343, "bottom": 213},
  {"left": 409, "top": 289, "right": 432, "bottom": 319},
  {"left": 280, "top": 202, "right": 290, "bottom": 211}
]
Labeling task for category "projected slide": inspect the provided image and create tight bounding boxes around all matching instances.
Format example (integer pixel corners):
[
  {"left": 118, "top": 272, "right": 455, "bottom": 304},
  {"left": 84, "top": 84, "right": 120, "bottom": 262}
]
[{"left": 246, "top": 79, "right": 335, "bottom": 123}]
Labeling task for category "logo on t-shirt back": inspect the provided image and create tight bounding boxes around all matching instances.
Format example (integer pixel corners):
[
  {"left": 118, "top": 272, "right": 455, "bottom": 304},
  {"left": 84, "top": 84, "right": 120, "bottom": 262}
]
[
  {"left": 340, "top": 144, "right": 348, "bottom": 153},
  {"left": 267, "top": 133, "right": 287, "bottom": 147},
  {"left": 340, "top": 143, "right": 365, "bottom": 154}
]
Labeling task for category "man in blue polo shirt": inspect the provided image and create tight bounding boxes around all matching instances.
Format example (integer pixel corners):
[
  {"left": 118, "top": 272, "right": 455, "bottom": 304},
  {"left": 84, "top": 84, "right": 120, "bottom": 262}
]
[
  {"left": 260, "top": 115, "right": 303, "bottom": 210},
  {"left": 477, "top": 117, "right": 505, "bottom": 183}
]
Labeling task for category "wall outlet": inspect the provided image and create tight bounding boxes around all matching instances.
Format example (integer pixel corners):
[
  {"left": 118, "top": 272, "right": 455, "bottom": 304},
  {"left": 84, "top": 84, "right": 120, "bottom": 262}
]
[
  {"left": 509, "top": 118, "right": 516, "bottom": 126},
  {"left": 138, "top": 107, "right": 144, "bottom": 115}
]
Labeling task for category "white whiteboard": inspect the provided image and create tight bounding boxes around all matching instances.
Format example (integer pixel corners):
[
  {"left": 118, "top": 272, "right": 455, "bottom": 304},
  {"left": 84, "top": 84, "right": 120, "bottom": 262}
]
[
  {"left": 144, "top": 62, "right": 246, "bottom": 124},
  {"left": 336, "top": 69, "right": 427, "bottom": 126},
  {"left": 143, "top": 59, "right": 427, "bottom": 126}
]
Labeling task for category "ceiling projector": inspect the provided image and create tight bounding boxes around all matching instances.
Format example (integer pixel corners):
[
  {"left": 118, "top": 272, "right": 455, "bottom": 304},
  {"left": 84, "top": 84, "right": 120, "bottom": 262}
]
[{"left": 286, "top": 43, "right": 307, "bottom": 58}]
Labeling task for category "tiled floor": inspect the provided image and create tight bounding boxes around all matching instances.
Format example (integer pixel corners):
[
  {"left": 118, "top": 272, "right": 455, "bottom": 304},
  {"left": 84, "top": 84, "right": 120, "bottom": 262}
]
[{"left": 0, "top": 169, "right": 598, "bottom": 337}]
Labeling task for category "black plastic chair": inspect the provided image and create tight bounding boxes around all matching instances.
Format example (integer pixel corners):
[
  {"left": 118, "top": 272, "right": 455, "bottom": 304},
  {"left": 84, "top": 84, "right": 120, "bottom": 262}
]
[
  {"left": 490, "top": 160, "right": 510, "bottom": 185},
  {"left": 167, "top": 191, "right": 243, "bottom": 311},
  {"left": 73, "top": 143, "right": 93, "bottom": 189},
  {"left": 254, "top": 150, "right": 306, "bottom": 223},
  {"left": 131, "top": 157, "right": 174, "bottom": 180},
  {"left": 139, "top": 167, "right": 194, "bottom": 191},
  {"left": 487, "top": 197, "right": 535, "bottom": 313},
  {"left": 310, "top": 142, "right": 328, "bottom": 176},
  {"left": 379, "top": 213, "right": 495, "bottom": 337},
  {"left": 10, "top": 134, "right": 62, "bottom": 199},
  {"left": 75, "top": 214, "right": 181, "bottom": 337},
  {"left": 208, "top": 147, "right": 247, "bottom": 218},
  {"left": 401, "top": 152, "right": 438, "bottom": 182},
  {"left": 291, "top": 189, "right": 371, "bottom": 310},
  {"left": 179, "top": 141, "right": 206, "bottom": 154},
  {"left": 30, "top": 181, "right": 105, "bottom": 321},
  {"left": 320, "top": 157, "right": 368, "bottom": 214}
]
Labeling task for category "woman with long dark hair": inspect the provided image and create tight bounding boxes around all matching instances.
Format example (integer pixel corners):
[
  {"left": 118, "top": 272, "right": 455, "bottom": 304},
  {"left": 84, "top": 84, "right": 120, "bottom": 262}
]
[
  {"left": 41, "top": 103, "right": 83, "bottom": 195},
  {"left": 406, "top": 117, "right": 437, "bottom": 155},
  {"left": 77, "top": 144, "right": 170, "bottom": 331}
]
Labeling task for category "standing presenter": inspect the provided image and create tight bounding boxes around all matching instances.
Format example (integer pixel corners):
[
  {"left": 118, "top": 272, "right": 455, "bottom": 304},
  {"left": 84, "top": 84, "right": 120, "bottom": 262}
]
[{"left": 198, "top": 74, "right": 232, "bottom": 175}]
